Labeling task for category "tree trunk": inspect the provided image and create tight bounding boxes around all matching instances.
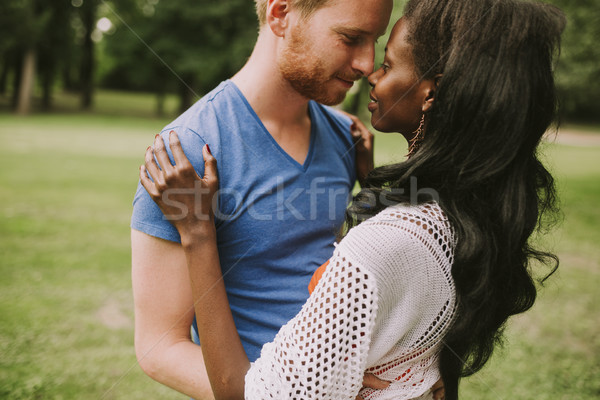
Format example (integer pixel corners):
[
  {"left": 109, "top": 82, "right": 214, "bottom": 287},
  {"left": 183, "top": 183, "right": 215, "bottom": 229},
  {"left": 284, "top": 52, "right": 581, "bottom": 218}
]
[
  {"left": 41, "top": 59, "right": 54, "bottom": 111},
  {"left": 16, "top": 48, "right": 37, "bottom": 115},
  {"left": 156, "top": 91, "right": 165, "bottom": 118},
  {"left": 80, "top": 0, "right": 96, "bottom": 109},
  {"left": 63, "top": 64, "right": 75, "bottom": 91},
  {"left": 11, "top": 52, "right": 23, "bottom": 110},
  {"left": 178, "top": 78, "right": 194, "bottom": 115},
  {"left": 0, "top": 56, "right": 10, "bottom": 95}
]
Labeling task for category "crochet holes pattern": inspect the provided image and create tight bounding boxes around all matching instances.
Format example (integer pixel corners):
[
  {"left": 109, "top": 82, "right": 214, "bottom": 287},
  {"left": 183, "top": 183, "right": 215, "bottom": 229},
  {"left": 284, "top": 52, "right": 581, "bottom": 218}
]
[
  {"left": 245, "top": 202, "right": 455, "bottom": 400},
  {"left": 359, "top": 203, "right": 456, "bottom": 400},
  {"left": 246, "top": 256, "right": 377, "bottom": 399}
]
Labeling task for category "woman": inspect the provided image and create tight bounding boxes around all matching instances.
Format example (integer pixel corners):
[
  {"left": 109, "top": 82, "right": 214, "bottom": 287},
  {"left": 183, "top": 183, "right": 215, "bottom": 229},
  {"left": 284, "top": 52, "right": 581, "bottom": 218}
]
[{"left": 140, "top": 0, "right": 565, "bottom": 398}]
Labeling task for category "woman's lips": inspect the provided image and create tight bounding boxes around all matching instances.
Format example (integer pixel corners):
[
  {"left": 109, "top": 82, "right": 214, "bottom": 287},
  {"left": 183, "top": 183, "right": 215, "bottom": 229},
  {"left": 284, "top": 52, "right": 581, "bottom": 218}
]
[{"left": 368, "top": 93, "right": 378, "bottom": 112}]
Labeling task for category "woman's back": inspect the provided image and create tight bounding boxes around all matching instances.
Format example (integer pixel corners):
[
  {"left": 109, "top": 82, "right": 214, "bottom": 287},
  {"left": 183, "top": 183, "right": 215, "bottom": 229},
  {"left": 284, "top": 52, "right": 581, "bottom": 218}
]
[{"left": 246, "top": 202, "right": 456, "bottom": 399}]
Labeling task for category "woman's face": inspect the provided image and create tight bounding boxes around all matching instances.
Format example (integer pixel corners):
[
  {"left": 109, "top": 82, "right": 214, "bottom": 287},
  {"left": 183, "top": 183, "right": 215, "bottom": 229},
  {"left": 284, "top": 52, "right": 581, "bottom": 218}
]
[{"left": 367, "top": 18, "right": 434, "bottom": 137}]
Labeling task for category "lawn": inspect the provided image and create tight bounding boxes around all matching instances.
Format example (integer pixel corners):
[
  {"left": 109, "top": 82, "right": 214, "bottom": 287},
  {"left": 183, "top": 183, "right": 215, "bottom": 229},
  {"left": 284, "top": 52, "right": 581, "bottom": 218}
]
[{"left": 0, "top": 108, "right": 598, "bottom": 399}]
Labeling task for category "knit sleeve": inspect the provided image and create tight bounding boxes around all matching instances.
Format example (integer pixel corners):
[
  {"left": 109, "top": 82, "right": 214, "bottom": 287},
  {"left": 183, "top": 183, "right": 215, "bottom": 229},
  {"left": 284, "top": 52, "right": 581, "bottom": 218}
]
[
  {"left": 339, "top": 204, "right": 456, "bottom": 400},
  {"left": 244, "top": 248, "right": 379, "bottom": 399}
]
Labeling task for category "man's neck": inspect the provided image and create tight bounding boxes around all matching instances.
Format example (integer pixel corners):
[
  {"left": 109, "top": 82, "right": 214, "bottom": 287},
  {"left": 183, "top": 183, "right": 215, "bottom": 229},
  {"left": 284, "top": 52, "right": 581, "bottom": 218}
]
[{"left": 231, "top": 30, "right": 311, "bottom": 132}]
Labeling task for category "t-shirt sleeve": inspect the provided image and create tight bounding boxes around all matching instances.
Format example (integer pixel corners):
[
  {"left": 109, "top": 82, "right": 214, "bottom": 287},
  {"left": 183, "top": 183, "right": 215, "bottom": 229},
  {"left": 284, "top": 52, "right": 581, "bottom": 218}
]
[
  {"left": 130, "top": 126, "right": 207, "bottom": 243},
  {"left": 244, "top": 245, "right": 379, "bottom": 399}
]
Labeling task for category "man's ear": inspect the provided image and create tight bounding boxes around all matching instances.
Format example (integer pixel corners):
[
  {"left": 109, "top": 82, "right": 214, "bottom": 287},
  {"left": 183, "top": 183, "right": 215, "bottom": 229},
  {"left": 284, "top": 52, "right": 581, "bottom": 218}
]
[
  {"left": 267, "top": 0, "right": 291, "bottom": 37},
  {"left": 422, "top": 74, "right": 442, "bottom": 113}
]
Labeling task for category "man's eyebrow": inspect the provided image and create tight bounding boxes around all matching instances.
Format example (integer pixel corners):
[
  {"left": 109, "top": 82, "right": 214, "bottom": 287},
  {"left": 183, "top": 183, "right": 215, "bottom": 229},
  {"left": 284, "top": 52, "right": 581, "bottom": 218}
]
[
  {"left": 333, "top": 26, "right": 368, "bottom": 35},
  {"left": 333, "top": 26, "right": 385, "bottom": 37}
]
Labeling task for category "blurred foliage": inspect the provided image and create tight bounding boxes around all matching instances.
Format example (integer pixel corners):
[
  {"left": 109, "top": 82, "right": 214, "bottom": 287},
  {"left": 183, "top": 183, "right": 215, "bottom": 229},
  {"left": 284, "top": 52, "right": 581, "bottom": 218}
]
[
  {"left": 101, "top": 0, "right": 257, "bottom": 113},
  {"left": 0, "top": 0, "right": 94, "bottom": 110},
  {"left": 546, "top": 0, "right": 600, "bottom": 122},
  {"left": 0, "top": 0, "right": 598, "bottom": 120}
]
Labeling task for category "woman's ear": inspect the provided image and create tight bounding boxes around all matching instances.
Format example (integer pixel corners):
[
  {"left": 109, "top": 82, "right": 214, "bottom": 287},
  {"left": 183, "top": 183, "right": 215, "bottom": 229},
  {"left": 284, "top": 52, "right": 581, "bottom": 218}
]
[
  {"left": 267, "top": 0, "right": 291, "bottom": 37},
  {"left": 422, "top": 74, "right": 442, "bottom": 113}
]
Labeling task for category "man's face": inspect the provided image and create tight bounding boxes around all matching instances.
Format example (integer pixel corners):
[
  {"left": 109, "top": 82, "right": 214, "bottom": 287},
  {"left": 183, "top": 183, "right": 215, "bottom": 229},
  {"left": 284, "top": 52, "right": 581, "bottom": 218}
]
[{"left": 278, "top": 0, "right": 393, "bottom": 106}]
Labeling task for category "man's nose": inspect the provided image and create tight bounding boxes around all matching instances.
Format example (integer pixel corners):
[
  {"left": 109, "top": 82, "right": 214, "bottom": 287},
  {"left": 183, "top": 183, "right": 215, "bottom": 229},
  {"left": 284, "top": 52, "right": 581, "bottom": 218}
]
[{"left": 352, "top": 43, "right": 375, "bottom": 77}]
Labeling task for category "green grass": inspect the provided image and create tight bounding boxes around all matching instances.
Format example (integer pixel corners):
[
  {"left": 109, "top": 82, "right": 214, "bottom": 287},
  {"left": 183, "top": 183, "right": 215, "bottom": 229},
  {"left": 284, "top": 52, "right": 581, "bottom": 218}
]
[
  {"left": 0, "top": 89, "right": 184, "bottom": 120},
  {"left": 0, "top": 110, "right": 599, "bottom": 399},
  {"left": 458, "top": 141, "right": 600, "bottom": 399},
  {"left": 0, "top": 113, "right": 181, "bottom": 399}
]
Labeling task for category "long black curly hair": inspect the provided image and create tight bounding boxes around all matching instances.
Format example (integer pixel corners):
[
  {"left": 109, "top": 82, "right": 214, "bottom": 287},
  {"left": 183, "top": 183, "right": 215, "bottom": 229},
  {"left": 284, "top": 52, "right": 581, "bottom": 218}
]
[{"left": 345, "top": 0, "right": 566, "bottom": 398}]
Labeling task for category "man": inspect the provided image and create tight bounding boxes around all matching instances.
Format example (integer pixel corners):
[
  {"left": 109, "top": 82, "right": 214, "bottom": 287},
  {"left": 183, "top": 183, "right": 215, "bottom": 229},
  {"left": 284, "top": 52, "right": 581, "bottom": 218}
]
[{"left": 131, "top": 0, "right": 392, "bottom": 398}]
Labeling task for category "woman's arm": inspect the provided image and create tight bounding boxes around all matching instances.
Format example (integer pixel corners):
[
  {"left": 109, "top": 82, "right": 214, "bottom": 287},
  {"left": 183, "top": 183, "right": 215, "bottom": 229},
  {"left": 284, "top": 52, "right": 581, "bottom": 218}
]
[
  {"left": 140, "top": 131, "right": 392, "bottom": 399},
  {"left": 180, "top": 225, "right": 250, "bottom": 399},
  {"left": 140, "top": 131, "right": 249, "bottom": 399}
]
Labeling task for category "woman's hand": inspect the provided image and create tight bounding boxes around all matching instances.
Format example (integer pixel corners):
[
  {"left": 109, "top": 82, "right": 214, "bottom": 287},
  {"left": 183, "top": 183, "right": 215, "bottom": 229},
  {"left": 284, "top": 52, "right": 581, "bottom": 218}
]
[
  {"left": 341, "top": 111, "right": 374, "bottom": 188},
  {"left": 431, "top": 378, "right": 445, "bottom": 400},
  {"left": 356, "top": 373, "right": 391, "bottom": 399},
  {"left": 140, "top": 130, "right": 218, "bottom": 243},
  {"left": 141, "top": 132, "right": 248, "bottom": 399}
]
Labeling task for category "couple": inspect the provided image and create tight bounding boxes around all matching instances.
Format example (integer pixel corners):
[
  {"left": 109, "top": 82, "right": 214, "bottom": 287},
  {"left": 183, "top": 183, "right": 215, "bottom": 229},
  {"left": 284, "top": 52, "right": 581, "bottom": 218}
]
[{"left": 132, "top": 0, "right": 564, "bottom": 399}]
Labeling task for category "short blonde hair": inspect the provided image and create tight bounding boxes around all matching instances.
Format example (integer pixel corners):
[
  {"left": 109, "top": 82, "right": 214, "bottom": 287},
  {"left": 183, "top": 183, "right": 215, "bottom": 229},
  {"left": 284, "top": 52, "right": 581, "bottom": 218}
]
[{"left": 255, "top": 0, "right": 330, "bottom": 26}]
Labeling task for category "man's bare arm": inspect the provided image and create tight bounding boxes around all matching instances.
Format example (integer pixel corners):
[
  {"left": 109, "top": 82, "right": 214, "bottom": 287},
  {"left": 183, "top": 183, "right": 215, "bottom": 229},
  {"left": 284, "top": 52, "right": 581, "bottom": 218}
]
[{"left": 131, "top": 229, "right": 214, "bottom": 400}]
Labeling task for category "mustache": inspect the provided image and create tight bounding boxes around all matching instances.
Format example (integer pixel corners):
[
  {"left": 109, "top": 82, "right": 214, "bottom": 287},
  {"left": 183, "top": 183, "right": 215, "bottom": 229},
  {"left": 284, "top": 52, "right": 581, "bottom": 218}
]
[{"left": 336, "top": 73, "right": 363, "bottom": 82}]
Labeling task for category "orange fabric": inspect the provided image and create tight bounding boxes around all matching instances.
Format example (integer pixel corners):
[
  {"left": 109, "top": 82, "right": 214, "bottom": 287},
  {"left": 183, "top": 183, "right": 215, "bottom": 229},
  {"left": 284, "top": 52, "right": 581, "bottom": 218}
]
[{"left": 308, "top": 260, "right": 330, "bottom": 294}]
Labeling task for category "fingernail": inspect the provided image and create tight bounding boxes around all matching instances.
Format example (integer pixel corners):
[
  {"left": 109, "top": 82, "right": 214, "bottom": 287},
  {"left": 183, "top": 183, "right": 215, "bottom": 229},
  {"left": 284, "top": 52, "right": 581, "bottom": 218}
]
[
  {"left": 155, "top": 134, "right": 159, "bottom": 139},
  {"left": 170, "top": 130, "right": 175, "bottom": 135},
  {"left": 206, "top": 144, "right": 212, "bottom": 155}
]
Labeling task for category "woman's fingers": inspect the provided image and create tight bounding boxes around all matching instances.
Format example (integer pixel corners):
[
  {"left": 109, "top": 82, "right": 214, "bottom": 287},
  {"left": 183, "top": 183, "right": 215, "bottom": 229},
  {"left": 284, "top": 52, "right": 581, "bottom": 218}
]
[
  {"left": 362, "top": 373, "right": 390, "bottom": 389},
  {"left": 355, "top": 373, "right": 392, "bottom": 400},
  {"left": 340, "top": 110, "right": 374, "bottom": 149},
  {"left": 168, "top": 130, "right": 193, "bottom": 171},
  {"left": 144, "top": 144, "right": 166, "bottom": 190},
  {"left": 432, "top": 387, "right": 445, "bottom": 400},
  {"left": 139, "top": 164, "right": 159, "bottom": 199},
  {"left": 352, "top": 118, "right": 374, "bottom": 147},
  {"left": 153, "top": 133, "right": 174, "bottom": 173},
  {"left": 431, "top": 378, "right": 445, "bottom": 400},
  {"left": 202, "top": 144, "right": 218, "bottom": 190},
  {"left": 431, "top": 378, "right": 444, "bottom": 392}
]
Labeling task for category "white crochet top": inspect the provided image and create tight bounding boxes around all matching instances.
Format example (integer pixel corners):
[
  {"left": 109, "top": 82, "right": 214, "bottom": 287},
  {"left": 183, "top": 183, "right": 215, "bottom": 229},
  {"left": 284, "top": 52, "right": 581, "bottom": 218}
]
[{"left": 245, "top": 202, "right": 457, "bottom": 400}]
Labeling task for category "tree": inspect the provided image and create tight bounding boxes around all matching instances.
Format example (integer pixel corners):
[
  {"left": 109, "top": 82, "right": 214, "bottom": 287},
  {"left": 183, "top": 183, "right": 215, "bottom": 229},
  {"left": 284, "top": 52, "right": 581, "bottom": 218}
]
[
  {"left": 37, "top": 0, "right": 74, "bottom": 110},
  {"left": 77, "top": 0, "right": 99, "bottom": 109},
  {"left": 546, "top": 0, "right": 600, "bottom": 121},
  {"left": 0, "top": 0, "right": 75, "bottom": 113},
  {"left": 0, "top": 0, "right": 41, "bottom": 114},
  {"left": 152, "top": 0, "right": 258, "bottom": 111},
  {"left": 0, "top": 1, "right": 23, "bottom": 99},
  {"left": 102, "top": 0, "right": 258, "bottom": 114}
]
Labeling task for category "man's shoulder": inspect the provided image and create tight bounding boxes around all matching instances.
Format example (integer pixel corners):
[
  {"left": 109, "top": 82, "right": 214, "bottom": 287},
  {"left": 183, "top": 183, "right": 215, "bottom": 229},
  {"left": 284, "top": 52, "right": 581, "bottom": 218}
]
[{"left": 160, "top": 80, "right": 241, "bottom": 139}]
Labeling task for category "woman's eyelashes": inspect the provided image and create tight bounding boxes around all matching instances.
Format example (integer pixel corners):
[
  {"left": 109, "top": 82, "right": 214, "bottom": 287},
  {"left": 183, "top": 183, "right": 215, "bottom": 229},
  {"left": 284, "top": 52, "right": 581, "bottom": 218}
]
[{"left": 380, "top": 63, "right": 390, "bottom": 72}]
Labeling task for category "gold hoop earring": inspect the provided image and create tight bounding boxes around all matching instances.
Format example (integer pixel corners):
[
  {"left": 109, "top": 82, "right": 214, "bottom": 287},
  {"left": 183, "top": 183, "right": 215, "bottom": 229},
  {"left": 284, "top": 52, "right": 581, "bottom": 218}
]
[{"left": 407, "top": 114, "right": 425, "bottom": 158}]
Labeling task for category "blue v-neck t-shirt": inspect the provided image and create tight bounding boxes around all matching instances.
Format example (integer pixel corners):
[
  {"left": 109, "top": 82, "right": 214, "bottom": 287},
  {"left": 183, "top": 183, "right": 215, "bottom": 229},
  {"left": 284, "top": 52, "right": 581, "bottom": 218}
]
[{"left": 131, "top": 80, "right": 356, "bottom": 361}]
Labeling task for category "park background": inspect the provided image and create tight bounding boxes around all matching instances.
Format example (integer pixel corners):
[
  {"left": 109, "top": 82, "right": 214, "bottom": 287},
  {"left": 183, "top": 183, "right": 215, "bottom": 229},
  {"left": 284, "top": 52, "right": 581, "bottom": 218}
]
[{"left": 0, "top": 0, "right": 598, "bottom": 399}]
